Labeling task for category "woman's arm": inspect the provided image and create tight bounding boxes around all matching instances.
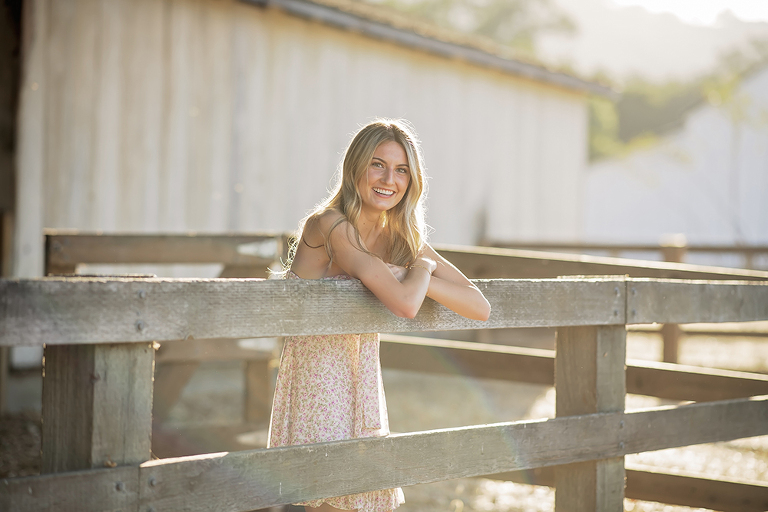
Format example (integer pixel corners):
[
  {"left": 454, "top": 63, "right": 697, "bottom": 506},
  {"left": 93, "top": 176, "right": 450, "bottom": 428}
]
[
  {"left": 322, "top": 214, "right": 435, "bottom": 319},
  {"left": 420, "top": 243, "right": 491, "bottom": 321}
]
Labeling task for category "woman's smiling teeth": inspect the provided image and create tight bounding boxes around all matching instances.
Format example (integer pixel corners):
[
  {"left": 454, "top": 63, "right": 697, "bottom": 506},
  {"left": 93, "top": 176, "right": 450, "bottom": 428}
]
[{"left": 373, "top": 187, "right": 395, "bottom": 197}]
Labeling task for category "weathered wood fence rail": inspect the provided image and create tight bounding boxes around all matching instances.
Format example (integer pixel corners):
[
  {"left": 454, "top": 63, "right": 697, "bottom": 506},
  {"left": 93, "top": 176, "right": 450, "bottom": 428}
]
[
  {"left": 42, "top": 230, "right": 768, "bottom": 367},
  {"left": 2, "top": 275, "right": 768, "bottom": 511}
]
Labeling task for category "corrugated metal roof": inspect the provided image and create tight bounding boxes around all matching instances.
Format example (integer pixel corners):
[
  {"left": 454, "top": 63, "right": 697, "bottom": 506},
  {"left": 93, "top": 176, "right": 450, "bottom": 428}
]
[{"left": 244, "top": 0, "right": 615, "bottom": 97}]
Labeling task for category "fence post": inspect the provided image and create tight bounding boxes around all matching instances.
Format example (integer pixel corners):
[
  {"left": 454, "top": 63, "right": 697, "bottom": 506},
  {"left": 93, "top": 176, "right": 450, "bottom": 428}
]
[
  {"left": 41, "top": 343, "right": 154, "bottom": 473},
  {"left": 555, "top": 325, "right": 626, "bottom": 511}
]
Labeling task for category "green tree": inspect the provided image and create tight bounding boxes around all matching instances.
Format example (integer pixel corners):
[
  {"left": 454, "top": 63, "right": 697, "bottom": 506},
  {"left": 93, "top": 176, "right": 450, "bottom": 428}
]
[{"left": 363, "top": 0, "right": 575, "bottom": 54}]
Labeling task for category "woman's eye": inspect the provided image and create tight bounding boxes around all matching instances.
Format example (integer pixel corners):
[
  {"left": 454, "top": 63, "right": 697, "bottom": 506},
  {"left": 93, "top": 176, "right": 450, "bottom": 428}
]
[
  {"left": 396, "top": 168, "right": 408, "bottom": 174},
  {"left": 372, "top": 162, "right": 384, "bottom": 168}
]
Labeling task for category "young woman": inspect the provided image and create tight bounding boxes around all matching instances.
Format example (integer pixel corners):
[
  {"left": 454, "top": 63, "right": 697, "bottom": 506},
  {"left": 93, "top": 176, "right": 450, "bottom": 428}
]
[{"left": 267, "top": 119, "right": 490, "bottom": 512}]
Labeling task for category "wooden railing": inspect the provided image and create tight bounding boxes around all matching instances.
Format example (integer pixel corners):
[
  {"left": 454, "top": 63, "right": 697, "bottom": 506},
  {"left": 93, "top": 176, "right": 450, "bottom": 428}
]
[
  {"left": 1, "top": 275, "right": 768, "bottom": 511},
  {"left": 484, "top": 239, "right": 768, "bottom": 271},
  {"left": 41, "top": 231, "right": 768, "bottom": 368}
]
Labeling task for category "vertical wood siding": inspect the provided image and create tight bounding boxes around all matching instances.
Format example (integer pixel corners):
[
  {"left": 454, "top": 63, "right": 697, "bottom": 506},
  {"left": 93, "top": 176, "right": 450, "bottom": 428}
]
[{"left": 15, "top": 0, "right": 587, "bottom": 277}]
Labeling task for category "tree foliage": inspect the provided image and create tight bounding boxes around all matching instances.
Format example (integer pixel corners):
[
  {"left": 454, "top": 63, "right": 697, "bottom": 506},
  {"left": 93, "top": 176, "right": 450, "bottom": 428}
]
[{"left": 362, "top": 0, "right": 575, "bottom": 54}]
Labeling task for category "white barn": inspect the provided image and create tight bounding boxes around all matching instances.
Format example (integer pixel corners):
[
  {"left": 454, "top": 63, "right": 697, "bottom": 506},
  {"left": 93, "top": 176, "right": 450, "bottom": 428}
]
[
  {"left": 583, "top": 65, "right": 768, "bottom": 249},
  {"left": 7, "top": 0, "right": 608, "bottom": 280}
]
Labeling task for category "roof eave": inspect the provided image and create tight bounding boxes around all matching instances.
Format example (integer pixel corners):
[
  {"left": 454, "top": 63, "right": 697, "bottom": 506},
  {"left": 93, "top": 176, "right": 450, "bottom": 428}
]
[{"left": 244, "top": 0, "right": 616, "bottom": 98}]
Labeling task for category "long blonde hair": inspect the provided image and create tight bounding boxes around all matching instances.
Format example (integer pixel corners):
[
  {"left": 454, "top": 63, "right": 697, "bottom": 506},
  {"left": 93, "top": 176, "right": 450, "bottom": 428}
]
[{"left": 283, "top": 118, "right": 428, "bottom": 273}]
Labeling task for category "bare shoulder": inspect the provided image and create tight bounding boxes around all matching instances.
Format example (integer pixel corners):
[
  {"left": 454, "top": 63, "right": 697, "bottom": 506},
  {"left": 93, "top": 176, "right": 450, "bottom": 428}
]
[{"left": 316, "top": 209, "right": 353, "bottom": 239}]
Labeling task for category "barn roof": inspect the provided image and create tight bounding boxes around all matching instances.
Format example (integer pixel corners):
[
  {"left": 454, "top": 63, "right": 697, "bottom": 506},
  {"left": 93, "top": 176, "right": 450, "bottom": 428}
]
[{"left": 246, "top": 0, "right": 615, "bottom": 97}]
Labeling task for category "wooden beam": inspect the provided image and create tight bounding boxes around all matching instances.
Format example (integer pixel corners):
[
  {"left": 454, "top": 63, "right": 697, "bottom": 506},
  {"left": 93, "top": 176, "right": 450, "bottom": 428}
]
[
  {"left": 154, "top": 338, "right": 274, "bottom": 363},
  {"left": 555, "top": 325, "right": 626, "bottom": 511},
  {"left": 41, "top": 343, "right": 154, "bottom": 473},
  {"left": 379, "top": 334, "right": 768, "bottom": 402},
  {"left": 434, "top": 244, "right": 768, "bottom": 281},
  {"left": 485, "top": 464, "right": 768, "bottom": 512},
  {"left": 45, "top": 231, "right": 282, "bottom": 267},
  {"left": 0, "top": 277, "right": 627, "bottom": 347},
  {"left": 4, "top": 397, "right": 765, "bottom": 511},
  {"left": 628, "top": 280, "right": 768, "bottom": 324},
  {"left": 0, "top": 466, "right": 138, "bottom": 512},
  {"left": 137, "top": 396, "right": 768, "bottom": 511}
]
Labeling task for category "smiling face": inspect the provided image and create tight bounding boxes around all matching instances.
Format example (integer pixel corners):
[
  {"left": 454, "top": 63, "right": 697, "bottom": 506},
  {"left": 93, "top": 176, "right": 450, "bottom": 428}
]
[{"left": 357, "top": 140, "right": 411, "bottom": 217}]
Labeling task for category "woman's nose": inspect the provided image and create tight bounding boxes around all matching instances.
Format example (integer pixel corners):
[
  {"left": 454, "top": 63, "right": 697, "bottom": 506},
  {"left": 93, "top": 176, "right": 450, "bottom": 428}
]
[{"left": 382, "top": 168, "right": 394, "bottom": 184}]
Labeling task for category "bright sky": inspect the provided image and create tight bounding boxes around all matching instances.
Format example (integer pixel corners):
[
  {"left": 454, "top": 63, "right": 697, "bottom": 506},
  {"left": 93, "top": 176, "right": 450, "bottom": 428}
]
[{"left": 610, "top": 0, "right": 768, "bottom": 25}]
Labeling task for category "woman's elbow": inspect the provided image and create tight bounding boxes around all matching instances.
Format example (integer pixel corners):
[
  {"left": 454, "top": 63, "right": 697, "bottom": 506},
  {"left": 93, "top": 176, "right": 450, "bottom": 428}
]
[
  {"left": 392, "top": 303, "right": 421, "bottom": 319},
  {"left": 472, "top": 300, "right": 491, "bottom": 322}
]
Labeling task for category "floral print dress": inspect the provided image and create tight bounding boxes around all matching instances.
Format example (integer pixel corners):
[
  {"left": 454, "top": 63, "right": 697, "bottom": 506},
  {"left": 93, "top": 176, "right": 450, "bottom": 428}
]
[{"left": 267, "top": 272, "right": 405, "bottom": 512}]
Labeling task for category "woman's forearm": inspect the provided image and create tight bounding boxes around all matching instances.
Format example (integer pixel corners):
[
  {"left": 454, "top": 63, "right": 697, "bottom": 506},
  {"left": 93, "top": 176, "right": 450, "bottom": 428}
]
[{"left": 427, "top": 275, "right": 491, "bottom": 321}]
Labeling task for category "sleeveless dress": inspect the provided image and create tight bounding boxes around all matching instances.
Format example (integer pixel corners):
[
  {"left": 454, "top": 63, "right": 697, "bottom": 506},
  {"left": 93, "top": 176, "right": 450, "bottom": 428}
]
[{"left": 267, "top": 271, "right": 405, "bottom": 512}]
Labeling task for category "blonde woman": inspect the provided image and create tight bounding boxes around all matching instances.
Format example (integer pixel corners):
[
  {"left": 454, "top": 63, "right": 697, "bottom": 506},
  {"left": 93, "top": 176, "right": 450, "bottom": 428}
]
[{"left": 268, "top": 119, "right": 490, "bottom": 512}]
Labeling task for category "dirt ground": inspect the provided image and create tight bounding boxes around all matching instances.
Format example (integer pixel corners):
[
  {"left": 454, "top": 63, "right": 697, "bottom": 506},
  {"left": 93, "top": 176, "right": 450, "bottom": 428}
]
[{"left": 2, "top": 330, "right": 768, "bottom": 511}]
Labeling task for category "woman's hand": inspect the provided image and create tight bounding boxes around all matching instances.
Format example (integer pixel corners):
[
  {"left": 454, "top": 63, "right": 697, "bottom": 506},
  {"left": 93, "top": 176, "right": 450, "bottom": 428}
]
[{"left": 387, "top": 263, "right": 408, "bottom": 282}]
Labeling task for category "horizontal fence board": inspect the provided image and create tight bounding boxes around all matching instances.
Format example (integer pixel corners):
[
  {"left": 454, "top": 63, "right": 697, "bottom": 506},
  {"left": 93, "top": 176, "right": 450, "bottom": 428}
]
[
  {"left": 381, "top": 334, "right": 556, "bottom": 385},
  {"left": 4, "top": 397, "right": 766, "bottom": 511},
  {"left": 381, "top": 335, "right": 768, "bottom": 402},
  {"left": 485, "top": 464, "right": 768, "bottom": 511},
  {"left": 0, "top": 277, "right": 625, "bottom": 347},
  {"left": 624, "top": 464, "right": 768, "bottom": 511},
  {"left": 434, "top": 244, "right": 768, "bottom": 281},
  {"left": 0, "top": 465, "right": 137, "bottom": 512},
  {"left": 46, "top": 232, "right": 284, "bottom": 266},
  {"left": 154, "top": 338, "right": 276, "bottom": 363},
  {"left": 629, "top": 279, "right": 768, "bottom": 324}
]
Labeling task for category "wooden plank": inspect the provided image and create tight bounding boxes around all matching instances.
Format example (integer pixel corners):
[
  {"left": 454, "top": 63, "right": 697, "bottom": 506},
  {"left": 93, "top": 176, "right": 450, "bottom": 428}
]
[
  {"left": 625, "top": 464, "right": 768, "bottom": 511},
  {"left": 555, "top": 325, "right": 626, "bottom": 511},
  {"left": 435, "top": 244, "right": 768, "bottom": 281},
  {"left": 135, "top": 396, "right": 766, "bottom": 510},
  {"left": 487, "top": 240, "right": 768, "bottom": 257},
  {"left": 380, "top": 334, "right": 768, "bottom": 402},
  {"left": 630, "top": 320, "right": 768, "bottom": 336},
  {"left": 627, "top": 359, "right": 768, "bottom": 401},
  {"left": 44, "top": 231, "right": 283, "bottom": 266},
  {"left": 4, "top": 397, "right": 767, "bottom": 511},
  {"left": 660, "top": 323, "right": 681, "bottom": 363},
  {"left": 14, "top": 0, "right": 47, "bottom": 278},
  {"left": 0, "top": 277, "right": 626, "bottom": 347},
  {"left": 380, "top": 334, "right": 555, "bottom": 385},
  {"left": 41, "top": 343, "right": 154, "bottom": 472},
  {"left": 484, "top": 464, "right": 768, "bottom": 511},
  {"left": 628, "top": 279, "right": 768, "bottom": 324},
  {"left": 245, "top": 359, "right": 272, "bottom": 424},
  {"left": 155, "top": 338, "right": 274, "bottom": 363},
  {"left": 0, "top": 465, "right": 138, "bottom": 512},
  {"left": 0, "top": 346, "right": 6, "bottom": 413}
]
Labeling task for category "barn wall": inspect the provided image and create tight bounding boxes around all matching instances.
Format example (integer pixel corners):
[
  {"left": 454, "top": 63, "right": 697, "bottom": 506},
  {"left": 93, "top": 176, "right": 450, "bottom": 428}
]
[
  {"left": 583, "top": 67, "right": 768, "bottom": 248},
  {"left": 14, "top": 0, "right": 588, "bottom": 278}
]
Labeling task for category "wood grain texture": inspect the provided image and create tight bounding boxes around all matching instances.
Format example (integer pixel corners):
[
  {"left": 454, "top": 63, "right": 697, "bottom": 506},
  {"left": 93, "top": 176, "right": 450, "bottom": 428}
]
[
  {"left": 4, "top": 396, "right": 767, "bottom": 511},
  {"left": 485, "top": 464, "right": 768, "bottom": 511},
  {"left": 435, "top": 244, "right": 768, "bottom": 281},
  {"left": 42, "top": 343, "right": 154, "bottom": 473},
  {"left": 45, "top": 232, "right": 283, "bottom": 266},
  {"left": 0, "top": 277, "right": 626, "bottom": 347},
  {"left": 0, "top": 465, "right": 138, "bottom": 512},
  {"left": 555, "top": 325, "right": 626, "bottom": 511},
  {"left": 380, "top": 334, "right": 768, "bottom": 401},
  {"left": 628, "top": 279, "right": 768, "bottom": 324}
]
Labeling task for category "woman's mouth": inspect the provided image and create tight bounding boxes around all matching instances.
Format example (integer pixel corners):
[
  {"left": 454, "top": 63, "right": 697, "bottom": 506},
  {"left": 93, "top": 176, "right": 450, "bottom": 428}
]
[{"left": 373, "top": 187, "right": 395, "bottom": 197}]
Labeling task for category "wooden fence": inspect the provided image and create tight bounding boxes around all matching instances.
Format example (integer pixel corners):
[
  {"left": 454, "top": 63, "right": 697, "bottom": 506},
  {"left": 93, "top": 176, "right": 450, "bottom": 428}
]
[
  {"left": 484, "top": 240, "right": 768, "bottom": 271},
  {"left": 43, "top": 230, "right": 768, "bottom": 367},
  {"left": 1, "top": 272, "right": 768, "bottom": 511}
]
